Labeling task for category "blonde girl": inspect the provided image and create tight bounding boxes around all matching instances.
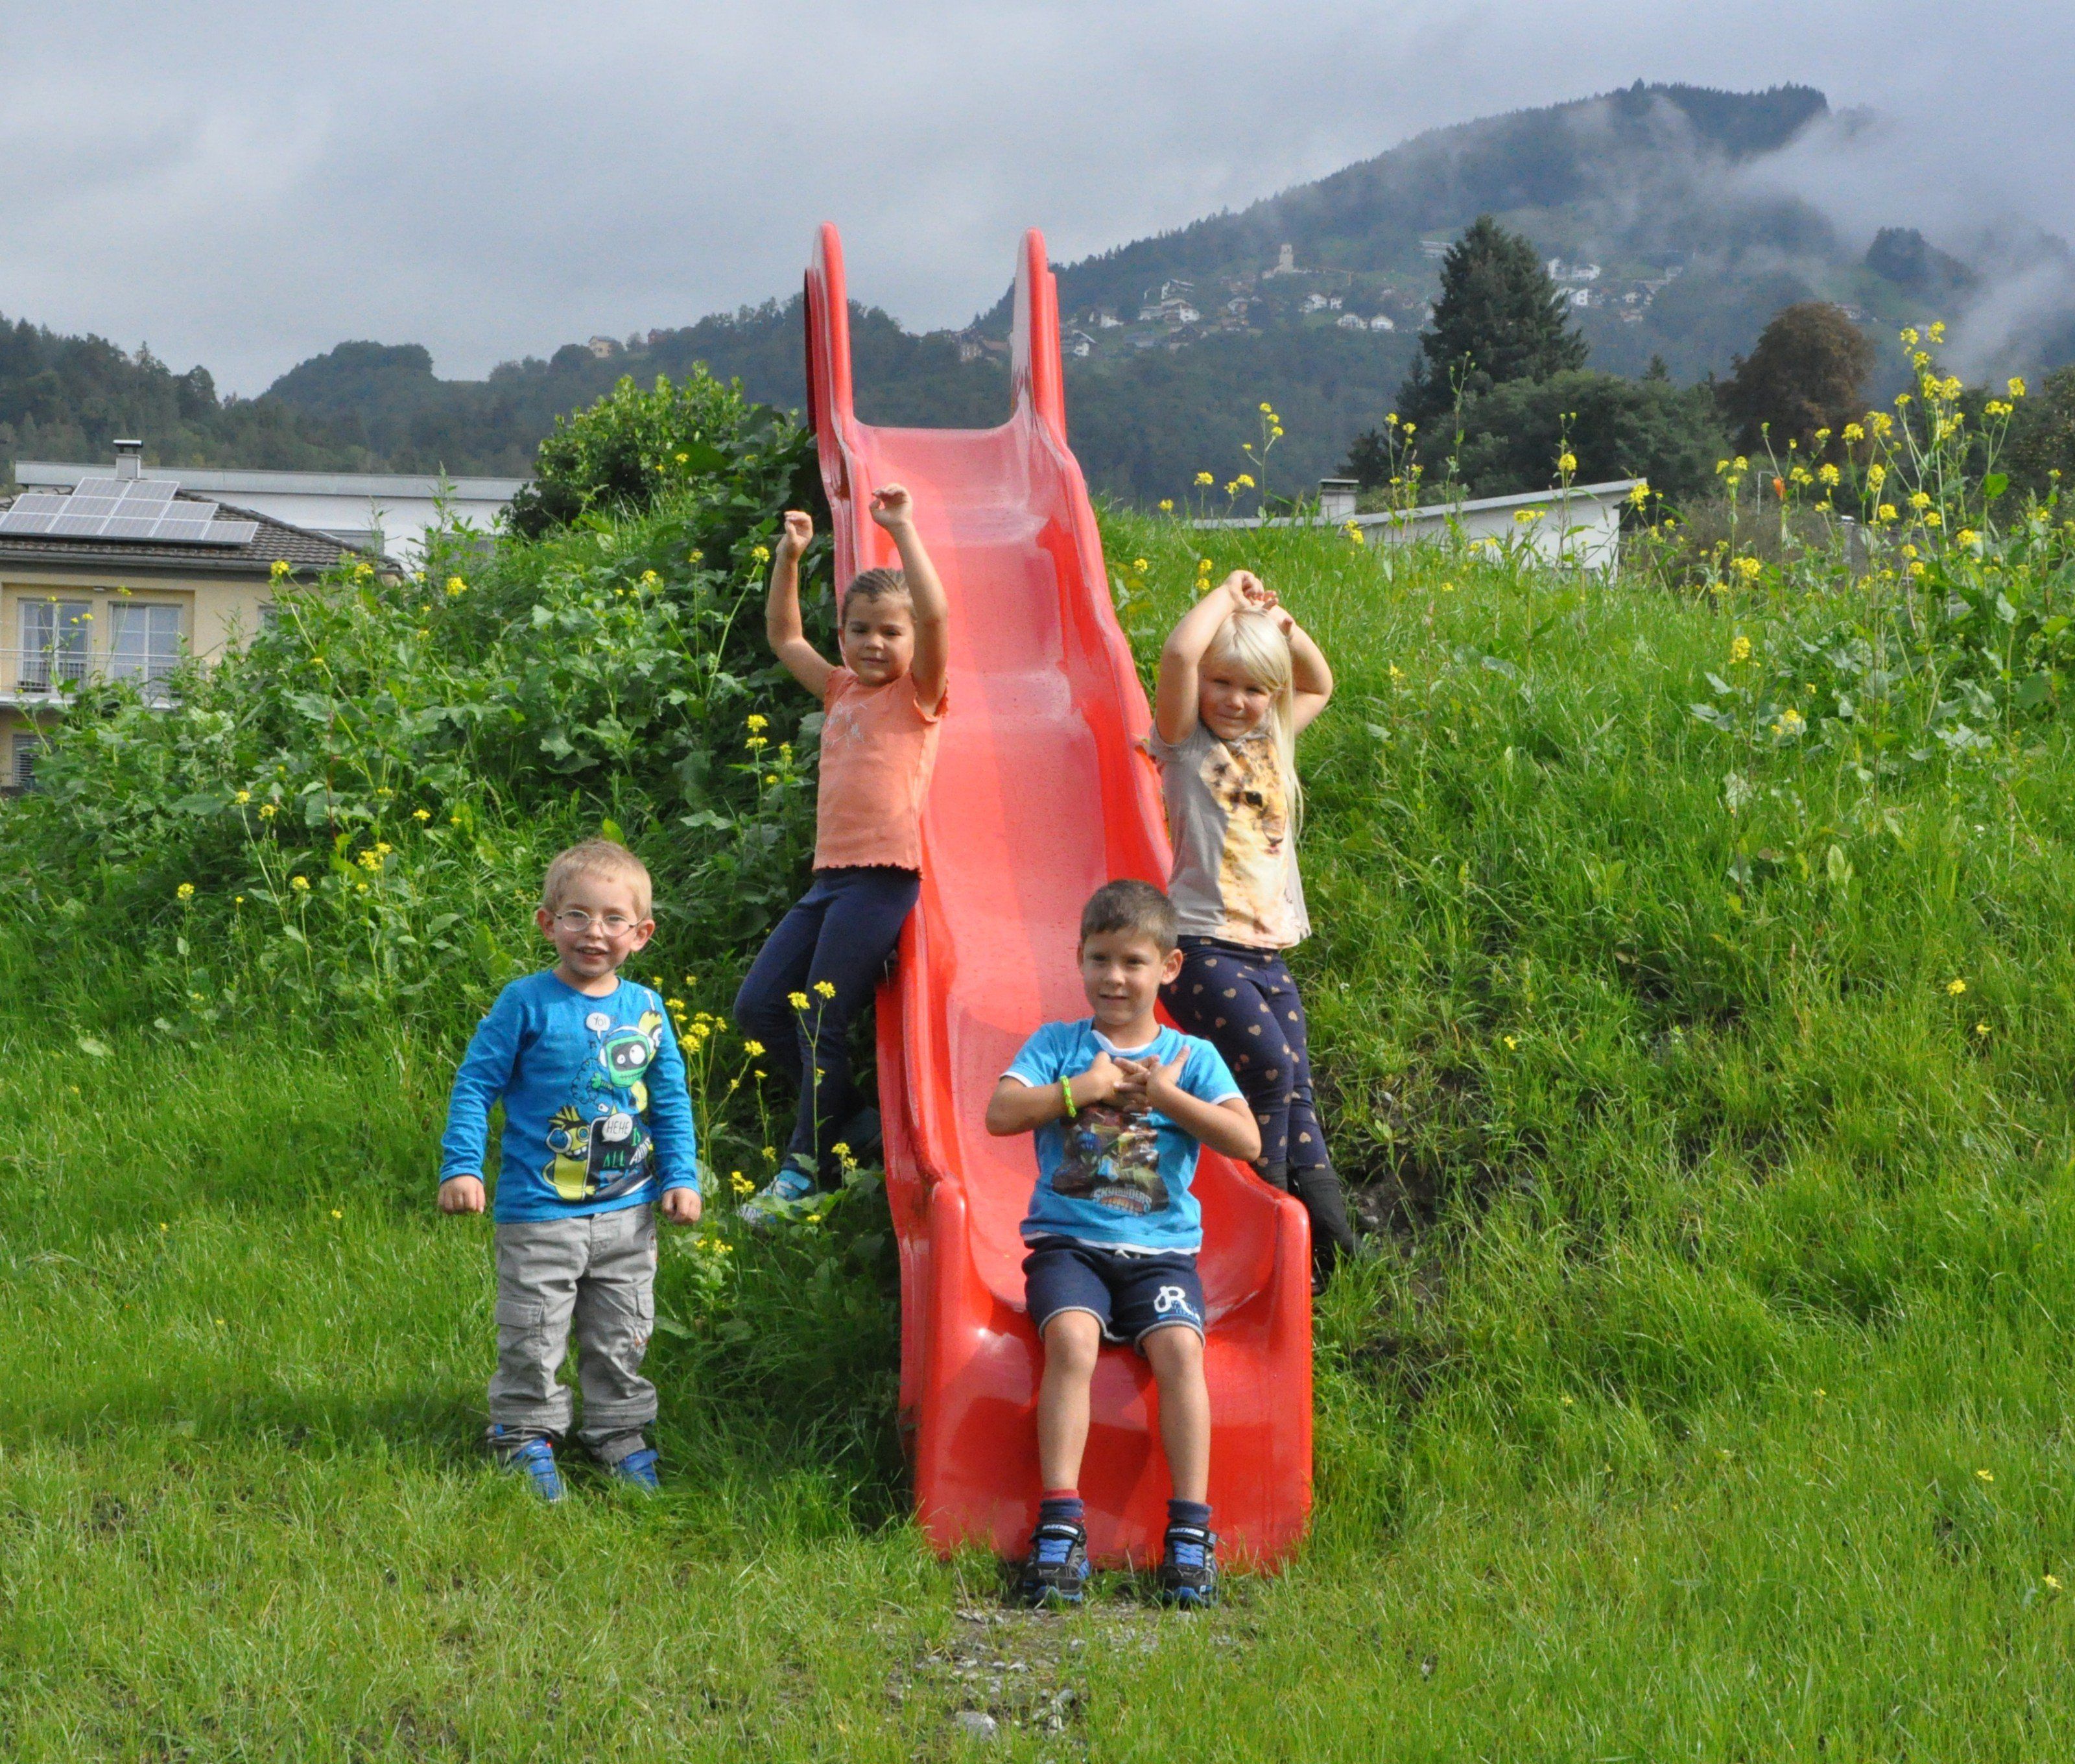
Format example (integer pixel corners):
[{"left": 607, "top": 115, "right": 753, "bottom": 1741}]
[{"left": 1147, "top": 571, "right": 1353, "bottom": 1289}]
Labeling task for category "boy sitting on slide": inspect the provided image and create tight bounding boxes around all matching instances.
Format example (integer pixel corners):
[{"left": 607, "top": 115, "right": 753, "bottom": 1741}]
[{"left": 985, "top": 879, "right": 1259, "bottom": 1606}]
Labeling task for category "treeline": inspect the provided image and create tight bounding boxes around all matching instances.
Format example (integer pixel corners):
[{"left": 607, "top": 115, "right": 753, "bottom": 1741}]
[{"left": 0, "top": 315, "right": 378, "bottom": 480}]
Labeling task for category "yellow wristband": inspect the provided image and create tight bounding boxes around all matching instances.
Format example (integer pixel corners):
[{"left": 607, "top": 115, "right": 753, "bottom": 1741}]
[{"left": 1060, "top": 1075, "right": 1076, "bottom": 1119}]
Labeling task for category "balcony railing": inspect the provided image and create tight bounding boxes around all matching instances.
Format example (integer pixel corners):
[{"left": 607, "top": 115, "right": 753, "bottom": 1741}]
[{"left": 0, "top": 649, "right": 179, "bottom": 704}]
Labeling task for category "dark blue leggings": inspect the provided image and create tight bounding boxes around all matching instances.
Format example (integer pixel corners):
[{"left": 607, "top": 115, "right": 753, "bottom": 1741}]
[
  {"left": 733, "top": 866, "right": 919, "bottom": 1176},
  {"left": 1160, "top": 938, "right": 1327, "bottom": 1173}
]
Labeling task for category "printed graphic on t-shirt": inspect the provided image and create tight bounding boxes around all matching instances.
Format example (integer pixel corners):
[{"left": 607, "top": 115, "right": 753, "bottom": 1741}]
[
  {"left": 541, "top": 1007, "right": 666, "bottom": 1202},
  {"left": 1050, "top": 1103, "right": 1171, "bottom": 1215},
  {"left": 1200, "top": 735, "right": 1294, "bottom": 942}
]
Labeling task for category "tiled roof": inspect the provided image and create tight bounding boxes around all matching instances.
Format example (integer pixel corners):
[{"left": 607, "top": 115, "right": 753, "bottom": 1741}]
[{"left": 0, "top": 490, "right": 369, "bottom": 578}]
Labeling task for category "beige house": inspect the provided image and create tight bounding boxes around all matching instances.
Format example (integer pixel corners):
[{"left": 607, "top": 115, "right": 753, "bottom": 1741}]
[{"left": 0, "top": 442, "right": 364, "bottom": 789}]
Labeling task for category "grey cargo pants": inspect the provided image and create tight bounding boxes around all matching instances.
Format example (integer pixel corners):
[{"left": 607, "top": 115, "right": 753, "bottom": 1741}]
[{"left": 489, "top": 1203, "right": 657, "bottom": 1464}]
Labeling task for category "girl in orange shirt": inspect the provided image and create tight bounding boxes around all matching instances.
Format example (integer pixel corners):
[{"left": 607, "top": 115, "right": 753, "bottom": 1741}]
[{"left": 735, "top": 485, "right": 949, "bottom": 1226}]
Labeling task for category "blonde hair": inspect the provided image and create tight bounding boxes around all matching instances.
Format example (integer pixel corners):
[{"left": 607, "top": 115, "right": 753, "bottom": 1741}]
[
  {"left": 1203, "top": 609, "right": 1303, "bottom": 829},
  {"left": 541, "top": 839, "right": 652, "bottom": 919}
]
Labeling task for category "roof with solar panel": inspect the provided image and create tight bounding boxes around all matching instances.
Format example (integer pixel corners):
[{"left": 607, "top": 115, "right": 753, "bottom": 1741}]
[{"left": 0, "top": 451, "right": 370, "bottom": 576}]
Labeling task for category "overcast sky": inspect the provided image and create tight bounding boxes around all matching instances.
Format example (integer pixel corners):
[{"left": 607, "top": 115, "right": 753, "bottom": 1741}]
[{"left": 2, "top": 1, "right": 2069, "bottom": 393}]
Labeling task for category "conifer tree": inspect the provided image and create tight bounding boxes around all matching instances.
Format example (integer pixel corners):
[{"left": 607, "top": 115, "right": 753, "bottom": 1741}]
[{"left": 1397, "top": 216, "right": 1587, "bottom": 427}]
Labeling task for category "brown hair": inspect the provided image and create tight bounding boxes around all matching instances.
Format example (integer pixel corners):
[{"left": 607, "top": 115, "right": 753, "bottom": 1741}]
[
  {"left": 1078, "top": 879, "right": 1179, "bottom": 953},
  {"left": 840, "top": 566, "right": 910, "bottom": 621},
  {"left": 541, "top": 839, "right": 652, "bottom": 919}
]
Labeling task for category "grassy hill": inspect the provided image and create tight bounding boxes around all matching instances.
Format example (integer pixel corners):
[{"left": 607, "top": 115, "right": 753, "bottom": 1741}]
[{"left": 5, "top": 416, "right": 2075, "bottom": 1752}]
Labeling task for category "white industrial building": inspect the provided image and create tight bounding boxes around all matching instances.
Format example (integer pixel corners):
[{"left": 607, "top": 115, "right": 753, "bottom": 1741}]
[{"left": 8, "top": 462, "right": 526, "bottom": 566}]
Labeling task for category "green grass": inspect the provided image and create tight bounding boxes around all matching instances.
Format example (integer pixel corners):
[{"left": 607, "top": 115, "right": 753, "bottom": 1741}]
[{"left": 8, "top": 520, "right": 2075, "bottom": 1758}]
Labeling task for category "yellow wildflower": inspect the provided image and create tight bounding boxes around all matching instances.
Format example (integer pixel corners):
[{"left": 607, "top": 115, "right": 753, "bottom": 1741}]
[
  {"left": 1947, "top": 978, "right": 1967, "bottom": 995},
  {"left": 2009, "top": 376, "right": 2028, "bottom": 399},
  {"left": 1194, "top": 471, "right": 1213, "bottom": 486},
  {"left": 1158, "top": 499, "right": 1174, "bottom": 513},
  {"left": 290, "top": 876, "right": 310, "bottom": 892},
  {"left": 1235, "top": 474, "right": 1255, "bottom": 489},
  {"left": 1842, "top": 422, "right": 1866, "bottom": 444},
  {"left": 788, "top": 991, "right": 810, "bottom": 1010},
  {"left": 233, "top": 789, "right": 252, "bottom": 805},
  {"left": 176, "top": 882, "right": 195, "bottom": 901},
  {"left": 1729, "top": 634, "right": 1751, "bottom": 664},
  {"left": 259, "top": 802, "right": 279, "bottom": 820},
  {"left": 1558, "top": 452, "right": 1578, "bottom": 475},
  {"left": 413, "top": 807, "right": 431, "bottom": 822},
  {"left": 1132, "top": 558, "right": 1148, "bottom": 573},
  {"left": 1628, "top": 482, "right": 1650, "bottom": 508},
  {"left": 743, "top": 1039, "right": 765, "bottom": 1057},
  {"left": 814, "top": 979, "right": 837, "bottom": 999},
  {"left": 750, "top": 543, "right": 771, "bottom": 565},
  {"left": 1976, "top": 1468, "right": 1993, "bottom": 1483},
  {"left": 1818, "top": 464, "right": 1840, "bottom": 486},
  {"left": 445, "top": 575, "right": 467, "bottom": 597},
  {"left": 1878, "top": 505, "right": 1898, "bottom": 523}
]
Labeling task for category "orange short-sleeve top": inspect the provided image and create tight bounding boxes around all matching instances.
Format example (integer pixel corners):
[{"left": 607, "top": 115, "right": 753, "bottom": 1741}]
[{"left": 812, "top": 667, "right": 945, "bottom": 872}]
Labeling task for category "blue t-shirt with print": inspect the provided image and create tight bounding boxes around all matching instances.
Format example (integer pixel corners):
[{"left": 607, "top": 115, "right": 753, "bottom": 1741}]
[
  {"left": 1006, "top": 1019, "right": 1242, "bottom": 1254},
  {"left": 440, "top": 971, "right": 700, "bottom": 1222}
]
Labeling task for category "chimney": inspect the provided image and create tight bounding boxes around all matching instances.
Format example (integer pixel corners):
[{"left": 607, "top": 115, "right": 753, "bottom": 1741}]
[
  {"left": 1318, "top": 479, "right": 1359, "bottom": 522},
  {"left": 113, "top": 439, "right": 143, "bottom": 481}
]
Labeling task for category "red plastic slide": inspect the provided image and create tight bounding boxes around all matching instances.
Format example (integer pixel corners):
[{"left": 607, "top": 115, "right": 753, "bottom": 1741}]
[{"left": 803, "top": 225, "right": 1313, "bottom": 1567}]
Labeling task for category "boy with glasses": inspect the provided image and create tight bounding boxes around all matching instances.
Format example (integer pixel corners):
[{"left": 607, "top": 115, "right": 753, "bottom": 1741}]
[{"left": 439, "top": 840, "right": 702, "bottom": 1499}]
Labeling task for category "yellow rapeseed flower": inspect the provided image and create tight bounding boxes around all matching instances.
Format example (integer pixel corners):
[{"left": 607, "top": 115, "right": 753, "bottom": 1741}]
[
  {"left": 290, "top": 876, "right": 310, "bottom": 892},
  {"left": 1132, "top": 558, "right": 1148, "bottom": 573},
  {"left": 788, "top": 990, "right": 810, "bottom": 1010},
  {"left": 1159, "top": 499, "right": 1174, "bottom": 513},
  {"left": 1878, "top": 505, "right": 1898, "bottom": 523},
  {"left": 445, "top": 576, "right": 467, "bottom": 597},
  {"left": 1947, "top": 978, "right": 1967, "bottom": 995},
  {"left": 1259, "top": 402, "right": 1274, "bottom": 414},
  {"left": 750, "top": 544, "right": 771, "bottom": 565},
  {"left": 1235, "top": 474, "right": 1255, "bottom": 489},
  {"left": 2009, "top": 376, "right": 2028, "bottom": 398},
  {"left": 1194, "top": 471, "right": 1214, "bottom": 486},
  {"left": 814, "top": 979, "right": 837, "bottom": 999},
  {"left": 1843, "top": 422, "right": 1866, "bottom": 444},
  {"left": 1558, "top": 452, "right": 1578, "bottom": 475},
  {"left": 176, "top": 882, "right": 195, "bottom": 901},
  {"left": 1730, "top": 634, "right": 1751, "bottom": 664},
  {"left": 413, "top": 807, "right": 431, "bottom": 821}
]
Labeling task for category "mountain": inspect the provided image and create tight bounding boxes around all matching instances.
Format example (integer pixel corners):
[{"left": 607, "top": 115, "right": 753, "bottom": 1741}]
[{"left": 12, "top": 82, "right": 2070, "bottom": 505}]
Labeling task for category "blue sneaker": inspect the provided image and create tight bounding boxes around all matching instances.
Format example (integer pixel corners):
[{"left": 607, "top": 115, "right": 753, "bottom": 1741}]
[
  {"left": 739, "top": 1158, "right": 819, "bottom": 1231},
  {"left": 607, "top": 1446, "right": 661, "bottom": 1492},
  {"left": 493, "top": 1433, "right": 564, "bottom": 1503},
  {"left": 1018, "top": 1520, "right": 1090, "bottom": 1607},
  {"left": 1158, "top": 1525, "right": 1218, "bottom": 1608}
]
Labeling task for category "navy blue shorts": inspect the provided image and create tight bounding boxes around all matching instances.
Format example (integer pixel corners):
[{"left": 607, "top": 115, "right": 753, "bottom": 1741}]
[{"left": 1023, "top": 1236, "right": 1205, "bottom": 1350}]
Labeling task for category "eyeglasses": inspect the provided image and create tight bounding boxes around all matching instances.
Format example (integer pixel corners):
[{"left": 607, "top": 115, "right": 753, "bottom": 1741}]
[{"left": 550, "top": 909, "right": 641, "bottom": 935}]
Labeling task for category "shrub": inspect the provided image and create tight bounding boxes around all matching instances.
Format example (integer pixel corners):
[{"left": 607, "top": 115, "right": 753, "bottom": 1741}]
[
  {"left": 504, "top": 366, "right": 822, "bottom": 540},
  {"left": 0, "top": 453, "right": 835, "bottom": 1051}
]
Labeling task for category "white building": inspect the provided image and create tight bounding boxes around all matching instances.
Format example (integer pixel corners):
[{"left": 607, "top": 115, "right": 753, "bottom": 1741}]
[{"left": 10, "top": 461, "right": 525, "bottom": 566}]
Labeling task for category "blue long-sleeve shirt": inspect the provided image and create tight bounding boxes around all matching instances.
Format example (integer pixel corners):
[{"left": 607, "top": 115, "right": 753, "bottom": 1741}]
[{"left": 440, "top": 971, "right": 700, "bottom": 1222}]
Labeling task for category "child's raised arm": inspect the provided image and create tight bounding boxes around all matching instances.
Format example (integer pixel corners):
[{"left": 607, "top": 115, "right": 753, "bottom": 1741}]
[
  {"left": 766, "top": 510, "right": 835, "bottom": 698},
  {"left": 1261, "top": 591, "right": 1335, "bottom": 732},
  {"left": 869, "top": 484, "right": 948, "bottom": 714},
  {"left": 1154, "top": 571, "right": 1259, "bottom": 745}
]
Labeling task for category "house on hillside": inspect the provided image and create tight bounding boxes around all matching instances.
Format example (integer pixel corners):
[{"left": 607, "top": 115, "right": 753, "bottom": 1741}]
[
  {"left": 1093, "top": 307, "right": 1121, "bottom": 329},
  {"left": 1336, "top": 312, "right": 1368, "bottom": 331},
  {"left": 1065, "top": 330, "right": 1096, "bottom": 358},
  {"left": 586, "top": 336, "right": 618, "bottom": 359},
  {"left": 0, "top": 442, "right": 371, "bottom": 789},
  {"left": 1137, "top": 298, "right": 1200, "bottom": 325}
]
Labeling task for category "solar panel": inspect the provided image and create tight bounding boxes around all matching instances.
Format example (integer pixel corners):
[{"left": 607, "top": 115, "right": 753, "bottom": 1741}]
[{"left": 0, "top": 477, "right": 259, "bottom": 546}]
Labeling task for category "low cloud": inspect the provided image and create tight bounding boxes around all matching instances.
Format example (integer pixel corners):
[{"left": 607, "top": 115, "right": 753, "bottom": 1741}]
[{"left": 2, "top": 1, "right": 2070, "bottom": 391}]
